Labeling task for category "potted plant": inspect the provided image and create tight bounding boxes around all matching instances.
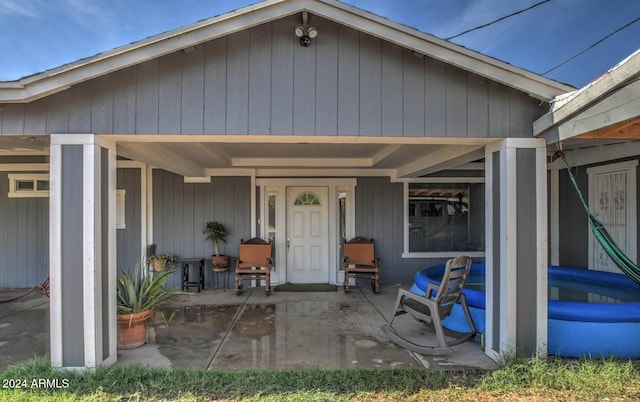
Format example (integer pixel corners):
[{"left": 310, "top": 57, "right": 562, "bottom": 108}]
[
  {"left": 203, "top": 221, "right": 230, "bottom": 269},
  {"left": 116, "top": 259, "right": 189, "bottom": 349},
  {"left": 147, "top": 253, "right": 177, "bottom": 272}
]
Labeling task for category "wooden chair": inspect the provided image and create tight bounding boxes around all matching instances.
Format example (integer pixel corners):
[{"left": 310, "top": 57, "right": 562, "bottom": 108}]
[
  {"left": 382, "top": 256, "right": 476, "bottom": 355},
  {"left": 343, "top": 237, "right": 380, "bottom": 293},
  {"left": 234, "top": 238, "right": 273, "bottom": 295}
]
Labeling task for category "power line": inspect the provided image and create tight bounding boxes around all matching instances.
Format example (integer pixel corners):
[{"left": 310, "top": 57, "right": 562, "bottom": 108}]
[
  {"left": 446, "top": 0, "right": 551, "bottom": 41},
  {"left": 543, "top": 16, "right": 640, "bottom": 76}
]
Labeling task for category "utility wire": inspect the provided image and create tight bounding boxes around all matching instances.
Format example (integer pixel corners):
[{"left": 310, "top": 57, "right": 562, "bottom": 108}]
[
  {"left": 543, "top": 16, "right": 640, "bottom": 75},
  {"left": 446, "top": 0, "right": 551, "bottom": 40}
]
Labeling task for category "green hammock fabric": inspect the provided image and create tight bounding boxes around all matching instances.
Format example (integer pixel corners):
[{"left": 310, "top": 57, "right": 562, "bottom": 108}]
[{"left": 560, "top": 152, "right": 640, "bottom": 286}]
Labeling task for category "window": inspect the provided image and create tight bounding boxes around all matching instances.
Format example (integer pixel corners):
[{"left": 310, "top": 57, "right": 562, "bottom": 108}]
[
  {"left": 267, "top": 191, "right": 277, "bottom": 244},
  {"left": 8, "top": 174, "right": 49, "bottom": 198},
  {"left": 405, "top": 180, "right": 485, "bottom": 256},
  {"left": 294, "top": 191, "right": 321, "bottom": 206},
  {"left": 116, "top": 189, "right": 126, "bottom": 229}
]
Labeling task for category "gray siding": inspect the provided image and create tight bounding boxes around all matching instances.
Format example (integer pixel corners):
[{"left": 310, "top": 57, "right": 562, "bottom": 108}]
[
  {"left": 60, "top": 145, "right": 84, "bottom": 366},
  {"left": 491, "top": 151, "right": 501, "bottom": 352},
  {"left": 558, "top": 167, "right": 589, "bottom": 268},
  {"left": 0, "top": 161, "right": 49, "bottom": 288},
  {"left": 151, "top": 171, "right": 251, "bottom": 289},
  {"left": 516, "top": 148, "right": 537, "bottom": 353},
  {"left": 116, "top": 168, "right": 142, "bottom": 273},
  {"left": 1, "top": 16, "right": 545, "bottom": 138}
]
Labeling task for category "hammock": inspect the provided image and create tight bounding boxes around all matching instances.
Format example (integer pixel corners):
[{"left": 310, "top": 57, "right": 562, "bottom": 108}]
[{"left": 558, "top": 151, "right": 640, "bottom": 286}]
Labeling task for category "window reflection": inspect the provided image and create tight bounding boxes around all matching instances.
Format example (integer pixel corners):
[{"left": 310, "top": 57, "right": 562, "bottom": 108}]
[{"left": 408, "top": 183, "right": 484, "bottom": 252}]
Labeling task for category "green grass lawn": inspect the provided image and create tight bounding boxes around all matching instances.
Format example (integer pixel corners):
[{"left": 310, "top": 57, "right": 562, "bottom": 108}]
[{"left": 1, "top": 357, "right": 639, "bottom": 401}]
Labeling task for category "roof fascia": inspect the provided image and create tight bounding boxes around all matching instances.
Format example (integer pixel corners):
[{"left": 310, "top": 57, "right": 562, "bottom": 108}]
[
  {"left": 1, "top": 0, "right": 572, "bottom": 103},
  {"left": 533, "top": 49, "right": 640, "bottom": 140}
]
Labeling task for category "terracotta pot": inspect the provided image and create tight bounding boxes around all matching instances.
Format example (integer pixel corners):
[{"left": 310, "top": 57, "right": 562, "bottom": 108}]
[
  {"left": 117, "top": 309, "right": 153, "bottom": 349},
  {"left": 211, "top": 255, "right": 230, "bottom": 269}
]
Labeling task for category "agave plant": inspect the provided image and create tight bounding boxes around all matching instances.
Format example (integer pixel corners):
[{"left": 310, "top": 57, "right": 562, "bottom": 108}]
[{"left": 116, "top": 260, "right": 188, "bottom": 315}]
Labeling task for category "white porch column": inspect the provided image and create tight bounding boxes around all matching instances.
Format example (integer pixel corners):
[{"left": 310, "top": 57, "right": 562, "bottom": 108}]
[
  {"left": 50, "top": 134, "right": 117, "bottom": 370},
  {"left": 484, "top": 138, "right": 548, "bottom": 359}
]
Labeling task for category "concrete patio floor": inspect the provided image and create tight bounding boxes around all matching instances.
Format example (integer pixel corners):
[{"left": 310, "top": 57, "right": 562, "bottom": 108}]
[{"left": 1, "top": 285, "right": 497, "bottom": 372}]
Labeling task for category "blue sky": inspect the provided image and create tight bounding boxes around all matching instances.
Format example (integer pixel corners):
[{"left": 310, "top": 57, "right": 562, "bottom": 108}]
[{"left": 1, "top": 0, "right": 638, "bottom": 88}]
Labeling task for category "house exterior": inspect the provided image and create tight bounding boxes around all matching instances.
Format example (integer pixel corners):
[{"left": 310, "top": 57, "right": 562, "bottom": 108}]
[{"left": 2, "top": 0, "right": 622, "bottom": 370}]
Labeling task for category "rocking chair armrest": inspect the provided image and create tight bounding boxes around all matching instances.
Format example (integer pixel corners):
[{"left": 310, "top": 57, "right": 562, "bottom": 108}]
[
  {"left": 396, "top": 288, "right": 415, "bottom": 299},
  {"left": 425, "top": 283, "right": 439, "bottom": 299}
]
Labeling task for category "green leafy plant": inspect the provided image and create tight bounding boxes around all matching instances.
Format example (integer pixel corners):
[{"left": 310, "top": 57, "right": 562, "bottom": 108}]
[
  {"left": 203, "top": 221, "right": 228, "bottom": 256},
  {"left": 116, "top": 260, "right": 188, "bottom": 315}
]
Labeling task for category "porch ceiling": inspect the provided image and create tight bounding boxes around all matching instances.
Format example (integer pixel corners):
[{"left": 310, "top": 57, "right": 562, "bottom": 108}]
[
  {"left": 0, "top": 134, "right": 492, "bottom": 178},
  {"left": 0, "top": 135, "right": 50, "bottom": 154},
  {"left": 113, "top": 136, "right": 492, "bottom": 179}
]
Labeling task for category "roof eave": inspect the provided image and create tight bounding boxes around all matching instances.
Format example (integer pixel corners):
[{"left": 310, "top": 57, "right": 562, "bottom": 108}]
[{"left": 533, "top": 49, "right": 640, "bottom": 141}]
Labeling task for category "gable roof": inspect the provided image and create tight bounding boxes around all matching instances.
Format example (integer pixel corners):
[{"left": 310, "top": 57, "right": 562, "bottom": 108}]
[{"left": 0, "top": 0, "right": 573, "bottom": 103}]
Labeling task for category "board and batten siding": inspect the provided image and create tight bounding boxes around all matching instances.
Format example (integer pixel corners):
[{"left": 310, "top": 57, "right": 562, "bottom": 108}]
[
  {"left": 115, "top": 168, "right": 142, "bottom": 272},
  {"left": 0, "top": 156, "right": 49, "bottom": 288},
  {"left": 0, "top": 15, "right": 544, "bottom": 138},
  {"left": 151, "top": 171, "right": 251, "bottom": 289},
  {"left": 0, "top": 171, "right": 49, "bottom": 288}
]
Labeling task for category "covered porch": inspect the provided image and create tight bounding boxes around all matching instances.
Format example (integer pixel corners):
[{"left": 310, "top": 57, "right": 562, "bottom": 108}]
[{"left": 0, "top": 132, "right": 548, "bottom": 369}]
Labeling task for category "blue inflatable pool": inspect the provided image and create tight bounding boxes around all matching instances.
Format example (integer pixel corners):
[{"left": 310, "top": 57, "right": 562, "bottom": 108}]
[{"left": 410, "top": 262, "right": 640, "bottom": 358}]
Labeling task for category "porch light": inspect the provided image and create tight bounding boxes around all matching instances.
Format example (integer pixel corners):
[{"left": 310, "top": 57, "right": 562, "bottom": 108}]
[{"left": 295, "top": 25, "right": 317, "bottom": 47}]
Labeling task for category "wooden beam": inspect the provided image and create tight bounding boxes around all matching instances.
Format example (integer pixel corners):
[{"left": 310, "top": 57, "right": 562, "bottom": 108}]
[
  {"left": 576, "top": 118, "right": 640, "bottom": 140},
  {"left": 395, "top": 145, "right": 484, "bottom": 178},
  {"left": 116, "top": 143, "right": 205, "bottom": 177}
]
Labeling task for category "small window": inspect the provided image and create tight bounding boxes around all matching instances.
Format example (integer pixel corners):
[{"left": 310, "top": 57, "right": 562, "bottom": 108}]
[
  {"left": 267, "top": 191, "right": 277, "bottom": 244},
  {"left": 8, "top": 174, "right": 49, "bottom": 198},
  {"left": 116, "top": 189, "right": 126, "bottom": 229},
  {"left": 294, "top": 191, "right": 321, "bottom": 206}
]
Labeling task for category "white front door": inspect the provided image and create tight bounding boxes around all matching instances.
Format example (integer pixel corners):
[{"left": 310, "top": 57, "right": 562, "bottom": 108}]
[{"left": 286, "top": 186, "right": 329, "bottom": 283}]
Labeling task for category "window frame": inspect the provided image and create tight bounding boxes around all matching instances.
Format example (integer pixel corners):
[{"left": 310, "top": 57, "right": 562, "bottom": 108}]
[
  {"left": 8, "top": 173, "right": 50, "bottom": 198},
  {"left": 402, "top": 177, "right": 485, "bottom": 259}
]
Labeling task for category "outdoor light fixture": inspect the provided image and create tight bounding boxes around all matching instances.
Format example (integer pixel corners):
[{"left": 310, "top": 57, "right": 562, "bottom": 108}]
[
  {"left": 295, "top": 11, "right": 317, "bottom": 47},
  {"left": 295, "top": 25, "right": 317, "bottom": 47}
]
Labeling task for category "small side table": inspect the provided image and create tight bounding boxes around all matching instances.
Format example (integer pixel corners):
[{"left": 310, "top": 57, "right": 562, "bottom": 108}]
[{"left": 181, "top": 258, "right": 205, "bottom": 292}]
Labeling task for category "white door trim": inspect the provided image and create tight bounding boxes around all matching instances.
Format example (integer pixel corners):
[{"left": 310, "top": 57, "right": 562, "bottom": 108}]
[{"left": 257, "top": 178, "right": 356, "bottom": 285}]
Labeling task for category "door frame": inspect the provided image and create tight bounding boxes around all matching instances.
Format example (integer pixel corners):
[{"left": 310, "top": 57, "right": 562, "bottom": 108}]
[{"left": 256, "top": 178, "right": 356, "bottom": 285}]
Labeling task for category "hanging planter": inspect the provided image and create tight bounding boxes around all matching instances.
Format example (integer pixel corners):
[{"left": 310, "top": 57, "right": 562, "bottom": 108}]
[{"left": 148, "top": 254, "right": 177, "bottom": 272}]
